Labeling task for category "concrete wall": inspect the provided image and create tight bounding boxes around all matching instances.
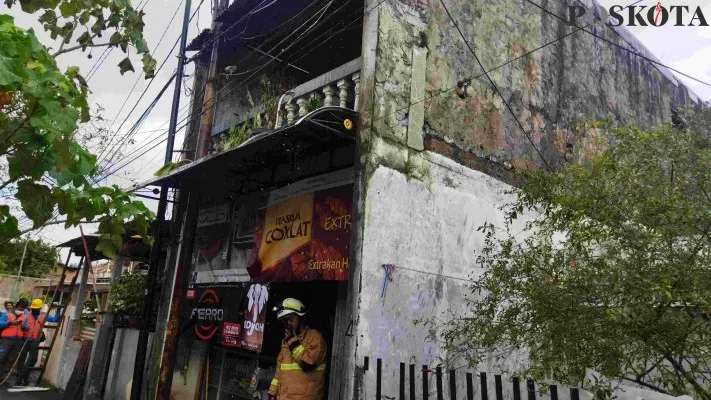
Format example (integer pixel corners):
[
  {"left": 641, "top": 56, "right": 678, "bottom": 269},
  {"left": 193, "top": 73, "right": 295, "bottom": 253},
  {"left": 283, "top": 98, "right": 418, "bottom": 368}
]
[
  {"left": 338, "top": 0, "right": 704, "bottom": 398},
  {"left": 43, "top": 305, "right": 75, "bottom": 389},
  {"left": 358, "top": 0, "right": 702, "bottom": 181},
  {"left": 0, "top": 274, "right": 52, "bottom": 301},
  {"left": 352, "top": 153, "right": 531, "bottom": 398},
  {"left": 104, "top": 328, "right": 154, "bottom": 400}
]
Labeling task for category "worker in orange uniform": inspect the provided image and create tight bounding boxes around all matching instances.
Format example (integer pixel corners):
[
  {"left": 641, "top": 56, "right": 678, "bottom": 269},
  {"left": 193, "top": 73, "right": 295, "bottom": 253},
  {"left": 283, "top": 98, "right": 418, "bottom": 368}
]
[
  {"left": 268, "top": 298, "right": 327, "bottom": 400},
  {"left": 0, "top": 298, "right": 29, "bottom": 383},
  {"left": 16, "top": 299, "right": 61, "bottom": 386}
]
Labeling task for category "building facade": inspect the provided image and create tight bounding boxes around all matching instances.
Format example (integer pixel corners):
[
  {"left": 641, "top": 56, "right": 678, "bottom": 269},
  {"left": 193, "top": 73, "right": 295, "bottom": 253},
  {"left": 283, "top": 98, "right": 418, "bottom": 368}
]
[{"left": 139, "top": 0, "right": 704, "bottom": 399}]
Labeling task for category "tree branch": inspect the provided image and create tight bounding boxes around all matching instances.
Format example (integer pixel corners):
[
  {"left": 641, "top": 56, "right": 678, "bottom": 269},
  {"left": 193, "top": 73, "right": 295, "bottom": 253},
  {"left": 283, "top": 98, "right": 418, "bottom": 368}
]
[
  {"left": 53, "top": 42, "right": 113, "bottom": 57},
  {"left": 622, "top": 377, "right": 670, "bottom": 395},
  {"left": 0, "top": 219, "right": 68, "bottom": 246},
  {"left": 664, "top": 354, "right": 711, "bottom": 400},
  {"left": 0, "top": 176, "right": 18, "bottom": 193}
]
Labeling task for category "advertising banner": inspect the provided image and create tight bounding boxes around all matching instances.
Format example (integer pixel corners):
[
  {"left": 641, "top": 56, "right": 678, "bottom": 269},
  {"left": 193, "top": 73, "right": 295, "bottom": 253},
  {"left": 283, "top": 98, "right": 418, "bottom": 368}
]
[
  {"left": 191, "top": 203, "right": 250, "bottom": 285},
  {"left": 183, "top": 284, "right": 268, "bottom": 352},
  {"left": 242, "top": 283, "right": 269, "bottom": 351},
  {"left": 247, "top": 169, "right": 354, "bottom": 282}
]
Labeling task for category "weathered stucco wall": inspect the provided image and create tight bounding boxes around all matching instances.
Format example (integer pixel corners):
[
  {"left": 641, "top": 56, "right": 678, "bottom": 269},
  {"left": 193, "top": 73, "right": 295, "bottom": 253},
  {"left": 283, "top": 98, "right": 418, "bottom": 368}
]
[
  {"left": 352, "top": 153, "right": 531, "bottom": 398},
  {"left": 360, "top": 0, "right": 701, "bottom": 178},
  {"left": 341, "top": 1, "right": 704, "bottom": 398}
]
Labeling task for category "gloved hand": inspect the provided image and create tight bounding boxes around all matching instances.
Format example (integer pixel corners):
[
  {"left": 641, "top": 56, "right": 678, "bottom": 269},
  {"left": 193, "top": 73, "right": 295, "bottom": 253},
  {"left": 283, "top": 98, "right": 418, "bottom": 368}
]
[{"left": 41, "top": 304, "right": 49, "bottom": 314}]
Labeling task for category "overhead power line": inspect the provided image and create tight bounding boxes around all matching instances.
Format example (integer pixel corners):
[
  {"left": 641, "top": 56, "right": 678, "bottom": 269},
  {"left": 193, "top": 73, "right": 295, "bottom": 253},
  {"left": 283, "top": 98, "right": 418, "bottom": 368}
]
[
  {"left": 96, "top": 0, "right": 206, "bottom": 171},
  {"left": 86, "top": 0, "right": 153, "bottom": 81},
  {"left": 95, "top": 72, "right": 178, "bottom": 182},
  {"left": 524, "top": 0, "right": 711, "bottom": 88},
  {"left": 171, "top": 0, "right": 360, "bottom": 142}
]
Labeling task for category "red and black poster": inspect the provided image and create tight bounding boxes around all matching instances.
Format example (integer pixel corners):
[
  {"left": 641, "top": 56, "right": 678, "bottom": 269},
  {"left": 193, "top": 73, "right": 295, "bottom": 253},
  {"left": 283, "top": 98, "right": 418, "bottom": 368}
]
[
  {"left": 183, "top": 284, "right": 268, "bottom": 352},
  {"left": 247, "top": 169, "right": 354, "bottom": 282}
]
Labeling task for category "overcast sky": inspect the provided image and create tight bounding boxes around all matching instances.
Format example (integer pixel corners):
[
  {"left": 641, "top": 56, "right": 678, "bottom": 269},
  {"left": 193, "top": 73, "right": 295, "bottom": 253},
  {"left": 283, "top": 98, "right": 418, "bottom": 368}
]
[
  {"left": 7, "top": 0, "right": 213, "bottom": 264},
  {"left": 5, "top": 0, "right": 711, "bottom": 265}
]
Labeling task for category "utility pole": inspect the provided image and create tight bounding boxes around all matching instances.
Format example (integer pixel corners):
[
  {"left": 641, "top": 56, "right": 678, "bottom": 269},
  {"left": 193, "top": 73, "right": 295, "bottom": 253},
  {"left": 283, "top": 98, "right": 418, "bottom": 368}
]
[
  {"left": 11, "top": 239, "right": 30, "bottom": 300},
  {"left": 131, "top": 0, "right": 192, "bottom": 398},
  {"left": 195, "top": 0, "right": 225, "bottom": 158}
]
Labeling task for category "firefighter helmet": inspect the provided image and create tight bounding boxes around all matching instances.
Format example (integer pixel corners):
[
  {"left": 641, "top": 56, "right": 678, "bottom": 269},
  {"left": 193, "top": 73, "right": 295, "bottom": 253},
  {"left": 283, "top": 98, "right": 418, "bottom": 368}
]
[{"left": 273, "top": 298, "right": 307, "bottom": 320}]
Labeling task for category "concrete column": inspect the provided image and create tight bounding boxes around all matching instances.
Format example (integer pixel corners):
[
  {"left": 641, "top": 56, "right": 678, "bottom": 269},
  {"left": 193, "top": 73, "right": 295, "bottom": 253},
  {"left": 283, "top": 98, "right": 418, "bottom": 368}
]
[
  {"left": 68, "top": 256, "right": 91, "bottom": 338},
  {"left": 337, "top": 79, "right": 351, "bottom": 108},
  {"left": 296, "top": 96, "right": 309, "bottom": 117},
  {"left": 285, "top": 101, "right": 297, "bottom": 124},
  {"left": 351, "top": 73, "right": 361, "bottom": 111},
  {"left": 322, "top": 85, "right": 337, "bottom": 107}
]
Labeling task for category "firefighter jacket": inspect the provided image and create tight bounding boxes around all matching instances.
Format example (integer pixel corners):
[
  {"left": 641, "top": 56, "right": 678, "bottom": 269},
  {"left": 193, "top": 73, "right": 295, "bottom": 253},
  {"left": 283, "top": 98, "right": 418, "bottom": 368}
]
[
  {"left": 0, "top": 311, "right": 27, "bottom": 338},
  {"left": 269, "top": 327, "right": 327, "bottom": 399},
  {"left": 21, "top": 312, "right": 60, "bottom": 341}
]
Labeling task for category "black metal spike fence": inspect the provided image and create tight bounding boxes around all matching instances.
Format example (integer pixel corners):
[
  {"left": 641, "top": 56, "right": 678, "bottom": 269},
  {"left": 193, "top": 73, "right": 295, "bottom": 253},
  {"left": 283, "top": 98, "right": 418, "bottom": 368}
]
[{"left": 363, "top": 357, "right": 582, "bottom": 400}]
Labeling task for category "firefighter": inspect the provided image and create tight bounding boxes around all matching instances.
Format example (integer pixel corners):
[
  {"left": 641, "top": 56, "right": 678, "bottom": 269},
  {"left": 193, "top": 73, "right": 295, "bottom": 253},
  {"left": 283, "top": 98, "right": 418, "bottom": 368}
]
[
  {"left": 268, "top": 298, "right": 328, "bottom": 400},
  {"left": 0, "top": 298, "right": 29, "bottom": 383},
  {"left": 16, "top": 299, "right": 61, "bottom": 386}
]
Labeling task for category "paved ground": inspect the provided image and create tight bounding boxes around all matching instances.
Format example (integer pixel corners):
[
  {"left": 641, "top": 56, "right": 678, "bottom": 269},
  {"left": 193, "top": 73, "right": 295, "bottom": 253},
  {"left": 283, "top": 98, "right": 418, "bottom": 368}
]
[{"left": 1, "top": 389, "right": 62, "bottom": 400}]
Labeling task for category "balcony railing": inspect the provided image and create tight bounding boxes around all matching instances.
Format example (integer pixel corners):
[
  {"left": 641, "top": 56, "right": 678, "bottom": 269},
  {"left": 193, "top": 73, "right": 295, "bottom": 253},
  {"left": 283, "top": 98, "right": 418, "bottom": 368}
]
[
  {"left": 275, "top": 58, "right": 361, "bottom": 127},
  {"left": 211, "top": 58, "right": 361, "bottom": 154}
]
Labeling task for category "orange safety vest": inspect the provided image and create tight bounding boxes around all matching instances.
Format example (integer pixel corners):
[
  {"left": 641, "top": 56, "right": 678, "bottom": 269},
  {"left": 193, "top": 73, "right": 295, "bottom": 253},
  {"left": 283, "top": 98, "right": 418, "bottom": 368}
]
[
  {"left": 22, "top": 312, "right": 47, "bottom": 340},
  {"left": 1, "top": 312, "right": 25, "bottom": 338}
]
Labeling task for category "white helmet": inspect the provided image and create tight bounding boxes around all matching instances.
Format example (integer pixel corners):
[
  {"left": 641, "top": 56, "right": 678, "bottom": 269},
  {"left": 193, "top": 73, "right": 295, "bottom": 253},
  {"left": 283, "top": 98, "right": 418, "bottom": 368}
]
[{"left": 273, "top": 298, "right": 307, "bottom": 320}]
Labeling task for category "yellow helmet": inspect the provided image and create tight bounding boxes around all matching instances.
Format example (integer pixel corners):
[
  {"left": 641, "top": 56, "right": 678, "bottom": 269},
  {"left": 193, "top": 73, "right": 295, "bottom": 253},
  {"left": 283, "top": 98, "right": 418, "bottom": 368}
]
[
  {"left": 30, "top": 299, "right": 43, "bottom": 309},
  {"left": 273, "top": 298, "right": 307, "bottom": 320}
]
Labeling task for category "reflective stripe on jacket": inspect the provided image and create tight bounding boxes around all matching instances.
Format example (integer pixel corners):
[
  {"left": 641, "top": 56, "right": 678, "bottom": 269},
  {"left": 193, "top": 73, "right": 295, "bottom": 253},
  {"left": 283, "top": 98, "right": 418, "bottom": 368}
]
[
  {"left": 269, "top": 327, "right": 327, "bottom": 400},
  {"left": 0, "top": 312, "right": 26, "bottom": 338}
]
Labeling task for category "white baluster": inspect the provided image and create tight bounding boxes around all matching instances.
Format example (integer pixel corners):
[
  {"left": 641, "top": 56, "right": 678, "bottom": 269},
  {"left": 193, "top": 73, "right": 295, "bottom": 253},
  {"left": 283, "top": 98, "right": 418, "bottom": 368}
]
[
  {"left": 337, "top": 79, "right": 351, "bottom": 108},
  {"left": 279, "top": 108, "right": 287, "bottom": 128},
  {"left": 322, "top": 85, "right": 336, "bottom": 107},
  {"left": 296, "top": 96, "right": 309, "bottom": 117},
  {"left": 351, "top": 73, "right": 361, "bottom": 111},
  {"left": 286, "top": 101, "right": 297, "bottom": 125}
]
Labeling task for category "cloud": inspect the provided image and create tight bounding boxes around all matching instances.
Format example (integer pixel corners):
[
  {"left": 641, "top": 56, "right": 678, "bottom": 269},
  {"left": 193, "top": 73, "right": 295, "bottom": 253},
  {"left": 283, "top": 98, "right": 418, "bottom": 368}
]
[{"left": 669, "top": 45, "right": 711, "bottom": 101}]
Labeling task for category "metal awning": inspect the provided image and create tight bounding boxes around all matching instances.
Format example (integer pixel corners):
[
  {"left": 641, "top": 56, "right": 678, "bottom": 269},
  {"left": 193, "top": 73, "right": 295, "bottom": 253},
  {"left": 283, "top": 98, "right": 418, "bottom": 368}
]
[
  {"left": 135, "top": 106, "right": 357, "bottom": 190},
  {"left": 57, "top": 234, "right": 107, "bottom": 261},
  {"left": 57, "top": 221, "right": 170, "bottom": 260}
]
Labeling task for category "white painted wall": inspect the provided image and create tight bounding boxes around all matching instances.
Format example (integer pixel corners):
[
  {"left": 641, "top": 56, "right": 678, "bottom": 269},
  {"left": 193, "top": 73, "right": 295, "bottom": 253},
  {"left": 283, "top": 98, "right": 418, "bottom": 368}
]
[
  {"left": 350, "top": 153, "right": 691, "bottom": 400},
  {"left": 354, "top": 152, "right": 532, "bottom": 398}
]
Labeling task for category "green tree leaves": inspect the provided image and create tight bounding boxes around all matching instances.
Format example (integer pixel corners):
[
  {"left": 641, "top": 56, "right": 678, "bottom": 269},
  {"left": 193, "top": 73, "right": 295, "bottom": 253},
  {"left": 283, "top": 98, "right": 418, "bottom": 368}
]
[
  {"left": 118, "top": 57, "right": 134, "bottom": 75},
  {"left": 0, "top": 238, "right": 59, "bottom": 278},
  {"left": 0, "top": 11, "right": 155, "bottom": 258},
  {"left": 5, "top": 0, "right": 157, "bottom": 78},
  {"left": 16, "top": 180, "right": 54, "bottom": 226},
  {"left": 107, "top": 272, "right": 146, "bottom": 315},
  {"left": 441, "top": 110, "right": 711, "bottom": 399}
]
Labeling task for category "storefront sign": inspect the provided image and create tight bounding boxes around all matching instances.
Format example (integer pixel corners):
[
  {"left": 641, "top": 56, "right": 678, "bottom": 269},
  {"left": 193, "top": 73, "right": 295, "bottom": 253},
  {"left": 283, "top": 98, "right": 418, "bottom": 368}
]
[
  {"left": 192, "top": 203, "right": 250, "bottom": 284},
  {"left": 183, "top": 285, "right": 269, "bottom": 352},
  {"left": 247, "top": 170, "right": 354, "bottom": 282},
  {"left": 184, "top": 286, "right": 246, "bottom": 346},
  {"left": 190, "top": 289, "right": 223, "bottom": 341},
  {"left": 222, "top": 322, "right": 241, "bottom": 347}
]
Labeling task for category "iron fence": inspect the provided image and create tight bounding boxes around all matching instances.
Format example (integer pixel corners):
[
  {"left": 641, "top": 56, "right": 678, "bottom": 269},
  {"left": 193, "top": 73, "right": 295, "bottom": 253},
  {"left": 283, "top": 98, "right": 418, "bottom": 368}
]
[{"left": 363, "top": 357, "right": 581, "bottom": 400}]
